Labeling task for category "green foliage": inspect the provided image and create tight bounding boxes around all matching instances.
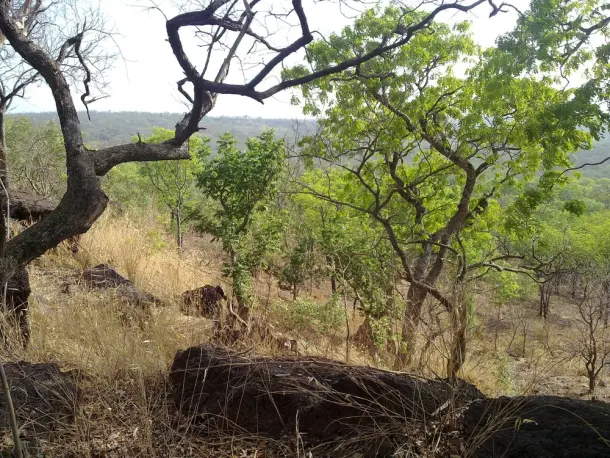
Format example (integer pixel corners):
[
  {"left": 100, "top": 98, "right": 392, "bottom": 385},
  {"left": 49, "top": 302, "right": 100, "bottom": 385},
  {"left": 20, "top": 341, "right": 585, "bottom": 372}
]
[
  {"left": 288, "top": 5, "right": 598, "bottom": 316},
  {"left": 292, "top": 173, "right": 398, "bottom": 318},
  {"left": 5, "top": 116, "right": 66, "bottom": 197},
  {"left": 195, "top": 129, "right": 286, "bottom": 243},
  {"left": 563, "top": 199, "right": 587, "bottom": 216},
  {"left": 273, "top": 295, "right": 344, "bottom": 336},
  {"left": 136, "top": 128, "right": 209, "bottom": 212},
  {"left": 278, "top": 233, "right": 317, "bottom": 296},
  {"left": 102, "top": 162, "right": 156, "bottom": 209},
  {"left": 194, "top": 129, "right": 287, "bottom": 305}
]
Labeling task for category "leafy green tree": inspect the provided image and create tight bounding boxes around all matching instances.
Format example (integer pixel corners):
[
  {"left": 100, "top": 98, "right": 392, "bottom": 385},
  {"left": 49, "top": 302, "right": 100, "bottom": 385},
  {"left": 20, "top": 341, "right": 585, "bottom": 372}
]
[
  {"left": 290, "top": 6, "right": 601, "bottom": 375},
  {"left": 291, "top": 177, "right": 400, "bottom": 353},
  {"left": 134, "top": 128, "right": 209, "bottom": 247},
  {"left": 195, "top": 129, "right": 286, "bottom": 312}
]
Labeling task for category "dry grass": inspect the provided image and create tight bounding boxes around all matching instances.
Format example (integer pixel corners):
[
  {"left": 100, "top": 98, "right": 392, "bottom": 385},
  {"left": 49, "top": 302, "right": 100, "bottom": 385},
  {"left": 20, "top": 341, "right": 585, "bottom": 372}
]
[{"left": 0, "top": 211, "right": 607, "bottom": 455}]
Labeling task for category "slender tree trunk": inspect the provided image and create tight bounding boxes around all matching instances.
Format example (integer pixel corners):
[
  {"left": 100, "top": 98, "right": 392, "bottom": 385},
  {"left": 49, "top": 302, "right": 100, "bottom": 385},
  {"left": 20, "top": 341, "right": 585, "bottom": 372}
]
[
  {"left": 447, "top": 289, "right": 468, "bottom": 382},
  {"left": 571, "top": 271, "right": 579, "bottom": 300},
  {"left": 539, "top": 282, "right": 551, "bottom": 319},
  {"left": 588, "top": 367, "right": 596, "bottom": 394},
  {"left": 229, "top": 249, "right": 250, "bottom": 322},
  {"left": 176, "top": 208, "right": 183, "bottom": 248},
  {"left": 0, "top": 106, "right": 8, "bottom": 246},
  {"left": 326, "top": 255, "right": 337, "bottom": 294},
  {"left": 395, "top": 283, "right": 428, "bottom": 369},
  {"left": 600, "top": 280, "right": 610, "bottom": 328}
]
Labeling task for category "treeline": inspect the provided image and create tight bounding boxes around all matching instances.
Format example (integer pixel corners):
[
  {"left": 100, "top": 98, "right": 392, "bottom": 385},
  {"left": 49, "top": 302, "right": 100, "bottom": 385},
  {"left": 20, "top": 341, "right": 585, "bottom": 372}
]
[
  {"left": 8, "top": 111, "right": 316, "bottom": 149},
  {"left": 7, "top": 111, "right": 609, "bottom": 177}
]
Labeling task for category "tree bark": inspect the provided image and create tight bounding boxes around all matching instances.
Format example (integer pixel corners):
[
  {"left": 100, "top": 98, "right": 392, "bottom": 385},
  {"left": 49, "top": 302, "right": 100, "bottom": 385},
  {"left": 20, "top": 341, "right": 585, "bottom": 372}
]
[
  {"left": 447, "top": 289, "right": 468, "bottom": 382},
  {"left": 395, "top": 282, "right": 428, "bottom": 369},
  {"left": 0, "top": 106, "right": 6, "bottom": 185},
  {"left": 326, "top": 255, "right": 337, "bottom": 294},
  {"left": 539, "top": 282, "right": 552, "bottom": 319}
]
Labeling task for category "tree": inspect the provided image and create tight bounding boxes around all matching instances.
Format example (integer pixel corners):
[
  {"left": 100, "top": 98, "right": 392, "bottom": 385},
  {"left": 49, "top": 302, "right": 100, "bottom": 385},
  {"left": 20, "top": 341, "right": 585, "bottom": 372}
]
[
  {"left": 575, "top": 282, "right": 610, "bottom": 394},
  {"left": 0, "top": 0, "right": 113, "bottom": 348},
  {"left": 5, "top": 116, "right": 66, "bottom": 197},
  {"left": 293, "top": 173, "right": 401, "bottom": 354},
  {"left": 194, "top": 129, "right": 286, "bottom": 313},
  {"left": 0, "top": 0, "right": 512, "bottom": 342},
  {"left": 137, "top": 128, "right": 209, "bottom": 247},
  {"left": 291, "top": 6, "right": 602, "bottom": 375},
  {"left": 494, "top": 0, "right": 609, "bottom": 150}
]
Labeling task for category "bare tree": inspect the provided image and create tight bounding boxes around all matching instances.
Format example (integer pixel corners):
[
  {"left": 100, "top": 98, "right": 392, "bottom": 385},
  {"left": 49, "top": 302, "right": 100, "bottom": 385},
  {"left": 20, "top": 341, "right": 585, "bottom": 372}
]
[
  {"left": 575, "top": 281, "right": 610, "bottom": 394},
  {"left": 0, "top": 0, "right": 504, "bottom": 342}
]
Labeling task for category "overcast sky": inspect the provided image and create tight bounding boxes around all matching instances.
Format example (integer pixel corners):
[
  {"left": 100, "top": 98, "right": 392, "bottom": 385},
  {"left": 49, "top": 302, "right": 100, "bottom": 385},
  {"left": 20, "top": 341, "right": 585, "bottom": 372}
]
[{"left": 11, "top": 0, "right": 528, "bottom": 119}]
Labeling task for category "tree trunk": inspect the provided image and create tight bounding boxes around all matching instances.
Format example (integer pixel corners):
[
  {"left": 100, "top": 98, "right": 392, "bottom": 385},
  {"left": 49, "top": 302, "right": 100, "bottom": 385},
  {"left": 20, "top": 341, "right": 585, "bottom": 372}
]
[
  {"left": 539, "top": 282, "right": 551, "bottom": 319},
  {"left": 588, "top": 369, "right": 596, "bottom": 394},
  {"left": 447, "top": 294, "right": 468, "bottom": 382},
  {"left": 395, "top": 283, "right": 428, "bottom": 369},
  {"left": 176, "top": 207, "right": 183, "bottom": 247},
  {"left": 600, "top": 280, "right": 610, "bottom": 328},
  {"left": 0, "top": 106, "right": 8, "bottom": 246},
  {"left": 571, "top": 272, "right": 579, "bottom": 300},
  {"left": 353, "top": 317, "right": 376, "bottom": 358},
  {"left": 326, "top": 255, "right": 337, "bottom": 294}
]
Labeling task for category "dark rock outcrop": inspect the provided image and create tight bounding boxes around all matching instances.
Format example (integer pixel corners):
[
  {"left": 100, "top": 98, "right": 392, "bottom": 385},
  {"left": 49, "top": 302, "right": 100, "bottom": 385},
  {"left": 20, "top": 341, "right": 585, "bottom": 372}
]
[
  {"left": 169, "top": 345, "right": 610, "bottom": 457},
  {"left": 169, "top": 345, "right": 483, "bottom": 448},
  {"left": 180, "top": 284, "right": 227, "bottom": 318},
  {"left": 82, "top": 264, "right": 165, "bottom": 308},
  {"left": 6, "top": 189, "right": 58, "bottom": 222},
  {"left": 0, "top": 362, "right": 79, "bottom": 444},
  {"left": 464, "top": 395, "right": 610, "bottom": 457}
]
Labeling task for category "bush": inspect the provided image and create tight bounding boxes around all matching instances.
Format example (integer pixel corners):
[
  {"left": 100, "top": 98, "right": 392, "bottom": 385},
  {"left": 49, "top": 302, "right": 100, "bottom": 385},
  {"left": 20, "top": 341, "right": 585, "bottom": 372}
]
[{"left": 273, "top": 296, "right": 344, "bottom": 336}]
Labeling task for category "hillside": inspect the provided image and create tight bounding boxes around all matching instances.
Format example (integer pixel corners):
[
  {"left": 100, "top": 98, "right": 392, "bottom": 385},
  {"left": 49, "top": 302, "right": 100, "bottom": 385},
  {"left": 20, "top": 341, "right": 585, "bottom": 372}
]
[
  {"left": 12, "top": 111, "right": 610, "bottom": 176},
  {"left": 12, "top": 111, "right": 317, "bottom": 149}
]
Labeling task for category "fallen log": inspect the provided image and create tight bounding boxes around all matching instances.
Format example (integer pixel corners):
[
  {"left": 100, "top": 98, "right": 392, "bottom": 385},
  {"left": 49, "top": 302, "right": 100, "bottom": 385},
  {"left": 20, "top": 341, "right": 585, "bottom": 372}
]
[
  {"left": 169, "top": 345, "right": 483, "bottom": 453},
  {"left": 5, "top": 189, "right": 58, "bottom": 222}
]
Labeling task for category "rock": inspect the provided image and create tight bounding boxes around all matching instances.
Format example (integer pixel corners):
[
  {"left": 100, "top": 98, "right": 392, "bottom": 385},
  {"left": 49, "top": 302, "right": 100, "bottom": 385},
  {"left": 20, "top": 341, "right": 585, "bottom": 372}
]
[
  {"left": 169, "top": 345, "right": 484, "bottom": 453},
  {"left": 0, "top": 362, "right": 79, "bottom": 445},
  {"left": 180, "top": 285, "right": 227, "bottom": 318},
  {"left": 82, "top": 264, "right": 165, "bottom": 308},
  {"left": 464, "top": 395, "right": 610, "bottom": 457}
]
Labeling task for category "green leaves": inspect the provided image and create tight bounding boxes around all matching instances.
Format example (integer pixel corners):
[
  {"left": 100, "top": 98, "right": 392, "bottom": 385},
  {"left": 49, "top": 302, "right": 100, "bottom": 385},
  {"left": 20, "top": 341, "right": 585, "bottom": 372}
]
[
  {"left": 195, "top": 128, "right": 286, "bottom": 239},
  {"left": 5, "top": 116, "right": 66, "bottom": 197},
  {"left": 193, "top": 129, "right": 287, "bottom": 305}
]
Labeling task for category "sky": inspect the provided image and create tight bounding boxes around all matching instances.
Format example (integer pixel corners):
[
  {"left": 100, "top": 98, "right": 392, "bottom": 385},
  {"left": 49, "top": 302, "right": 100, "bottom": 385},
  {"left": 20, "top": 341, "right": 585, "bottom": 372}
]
[{"left": 11, "top": 0, "right": 529, "bottom": 119}]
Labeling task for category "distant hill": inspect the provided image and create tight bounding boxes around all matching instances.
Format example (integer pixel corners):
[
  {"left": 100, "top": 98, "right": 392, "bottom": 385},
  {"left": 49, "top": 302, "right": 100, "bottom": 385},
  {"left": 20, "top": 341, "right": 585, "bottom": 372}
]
[
  {"left": 9, "top": 111, "right": 610, "bottom": 177},
  {"left": 11, "top": 111, "right": 317, "bottom": 149},
  {"left": 572, "top": 136, "right": 610, "bottom": 178}
]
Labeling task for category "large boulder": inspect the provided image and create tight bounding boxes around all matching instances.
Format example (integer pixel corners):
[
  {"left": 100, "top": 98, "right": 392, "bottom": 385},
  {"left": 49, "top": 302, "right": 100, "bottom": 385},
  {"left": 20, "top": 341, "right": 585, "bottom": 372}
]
[
  {"left": 82, "top": 264, "right": 165, "bottom": 307},
  {"left": 464, "top": 395, "right": 610, "bottom": 457},
  {"left": 169, "top": 345, "right": 483, "bottom": 455},
  {"left": 0, "top": 362, "right": 79, "bottom": 452},
  {"left": 180, "top": 284, "right": 227, "bottom": 318}
]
